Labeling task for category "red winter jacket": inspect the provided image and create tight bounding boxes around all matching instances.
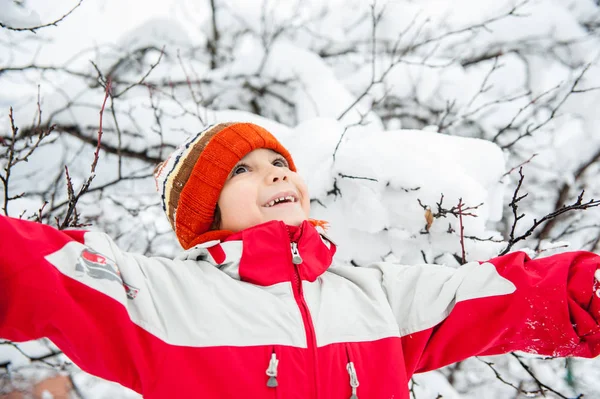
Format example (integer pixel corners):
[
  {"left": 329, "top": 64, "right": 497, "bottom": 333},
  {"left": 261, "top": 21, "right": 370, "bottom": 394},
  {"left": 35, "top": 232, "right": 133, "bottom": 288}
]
[{"left": 1, "top": 215, "right": 600, "bottom": 398}]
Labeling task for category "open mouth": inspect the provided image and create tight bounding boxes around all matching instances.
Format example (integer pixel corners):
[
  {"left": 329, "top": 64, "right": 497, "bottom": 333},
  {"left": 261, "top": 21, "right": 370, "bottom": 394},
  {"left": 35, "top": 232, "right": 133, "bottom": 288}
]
[{"left": 263, "top": 195, "right": 298, "bottom": 208}]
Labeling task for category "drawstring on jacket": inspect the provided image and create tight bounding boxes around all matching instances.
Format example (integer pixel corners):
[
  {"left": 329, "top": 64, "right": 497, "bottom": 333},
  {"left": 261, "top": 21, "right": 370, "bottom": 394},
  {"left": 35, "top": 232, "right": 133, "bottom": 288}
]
[
  {"left": 345, "top": 344, "right": 360, "bottom": 399},
  {"left": 346, "top": 361, "right": 359, "bottom": 399},
  {"left": 346, "top": 361, "right": 360, "bottom": 399},
  {"left": 266, "top": 351, "right": 279, "bottom": 388}
]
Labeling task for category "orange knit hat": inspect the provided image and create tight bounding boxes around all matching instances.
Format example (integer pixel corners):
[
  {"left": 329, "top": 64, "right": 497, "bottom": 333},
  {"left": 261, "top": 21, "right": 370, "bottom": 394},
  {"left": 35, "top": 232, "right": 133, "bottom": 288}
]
[{"left": 154, "top": 122, "right": 297, "bottom": 249}]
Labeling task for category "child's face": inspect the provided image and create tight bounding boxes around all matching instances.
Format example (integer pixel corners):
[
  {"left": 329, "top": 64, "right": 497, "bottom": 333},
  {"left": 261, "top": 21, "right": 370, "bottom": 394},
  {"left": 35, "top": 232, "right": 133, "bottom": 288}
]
[{"left": 217, "top": 148, "right": 311, "bottom": 232}]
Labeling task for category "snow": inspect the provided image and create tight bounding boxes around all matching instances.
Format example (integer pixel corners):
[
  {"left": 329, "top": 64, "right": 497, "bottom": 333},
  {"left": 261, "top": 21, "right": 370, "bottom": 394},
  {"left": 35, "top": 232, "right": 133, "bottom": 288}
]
[
  {"left": 2, "top": 0, "right": 600, "bottom": 397},
  {"left": 413, "top": 370, "right": 463, "bottom": 399},
  {"left": 0, "top": 0, "right": 41, "bottom": 29}
]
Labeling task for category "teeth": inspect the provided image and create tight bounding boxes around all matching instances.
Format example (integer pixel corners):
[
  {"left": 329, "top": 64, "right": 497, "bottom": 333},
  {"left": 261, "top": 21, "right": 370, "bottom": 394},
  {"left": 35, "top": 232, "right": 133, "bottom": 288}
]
[{"left": 265, "top": 196, "right": 297, "bottom": 207}]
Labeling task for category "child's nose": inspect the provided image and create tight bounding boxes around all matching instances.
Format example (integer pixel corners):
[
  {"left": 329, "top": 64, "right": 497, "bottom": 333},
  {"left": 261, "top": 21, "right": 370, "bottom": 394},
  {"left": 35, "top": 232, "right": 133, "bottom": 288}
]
[{"left": 267, "top": 166, "right": 288, "bottom": 183}]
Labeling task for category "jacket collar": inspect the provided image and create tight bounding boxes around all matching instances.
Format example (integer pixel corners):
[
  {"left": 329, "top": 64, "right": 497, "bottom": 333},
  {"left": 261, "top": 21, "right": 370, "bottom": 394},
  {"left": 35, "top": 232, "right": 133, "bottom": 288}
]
[{"left": 178, "top": 220, "right": 336, "bottom": 286}]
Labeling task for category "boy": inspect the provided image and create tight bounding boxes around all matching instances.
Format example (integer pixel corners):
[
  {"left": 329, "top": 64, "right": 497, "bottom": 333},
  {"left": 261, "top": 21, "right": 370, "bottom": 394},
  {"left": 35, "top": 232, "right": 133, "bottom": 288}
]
[{"left": 1, "top": 122, "right": 600, "bottom": 398}]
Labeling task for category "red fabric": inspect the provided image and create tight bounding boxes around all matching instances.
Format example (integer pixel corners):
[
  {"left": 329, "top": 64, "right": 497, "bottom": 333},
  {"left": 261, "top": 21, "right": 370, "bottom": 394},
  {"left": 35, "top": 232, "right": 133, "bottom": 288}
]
[
  {"left": 402, "top": 251, "right": 600, "bottom": 375},
  {"left": 230, "top": 220, "right": 333, "bottom": 286},
  {"left": 2, "top": 214, "right": 600, "bottom": 399},
  {"left": 0, "top": 218, "right": 158, "bottom": 393}
]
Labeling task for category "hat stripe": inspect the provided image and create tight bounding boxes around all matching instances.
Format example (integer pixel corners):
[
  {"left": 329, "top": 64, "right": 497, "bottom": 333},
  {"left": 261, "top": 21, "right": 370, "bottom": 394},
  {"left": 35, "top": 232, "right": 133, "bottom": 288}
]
[
  {"left": 166, "top": 123, "right": 238, "bottom": 224},
  {"left": 159, "top": 124, "right": 216, "bottom": 215}
]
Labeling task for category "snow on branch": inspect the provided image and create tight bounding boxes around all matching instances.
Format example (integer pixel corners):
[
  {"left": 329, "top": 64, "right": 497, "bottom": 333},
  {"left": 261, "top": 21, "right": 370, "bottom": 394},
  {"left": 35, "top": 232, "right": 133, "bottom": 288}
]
[{"left": 0, "top": 0, "right": 83, "bottom": 33}]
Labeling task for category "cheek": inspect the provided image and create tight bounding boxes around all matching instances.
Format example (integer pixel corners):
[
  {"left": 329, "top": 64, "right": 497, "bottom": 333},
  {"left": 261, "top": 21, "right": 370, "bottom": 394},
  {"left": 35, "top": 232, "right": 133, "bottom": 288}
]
[
  {"left": 302, "top": 196, "right": 311, "bottom": 216},
  {"left": 294, "top": 177, "right": 311, "bottom": 216},
  {"left": 218, "top": 181, "right": 260, "bottom": 220}
]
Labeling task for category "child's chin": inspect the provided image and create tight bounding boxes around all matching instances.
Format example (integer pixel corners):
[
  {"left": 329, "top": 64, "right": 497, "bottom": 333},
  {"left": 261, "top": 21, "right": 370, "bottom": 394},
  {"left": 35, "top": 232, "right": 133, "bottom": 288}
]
[{"left": 263, "top": 212, "right": 306, "bottom": 227}]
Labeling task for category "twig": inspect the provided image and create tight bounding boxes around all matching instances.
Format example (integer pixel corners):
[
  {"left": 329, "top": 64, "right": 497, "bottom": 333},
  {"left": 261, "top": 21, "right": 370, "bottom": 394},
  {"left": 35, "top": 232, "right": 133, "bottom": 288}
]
[
  {"left": 409, "top": 378, "right": 418, "bottom": 399},
  {"left": 492, "top": 83, "right": 561, "bottom": 144},
  {"left": 418, "top": 194, "right": 483, "bottom": 219},
  {"left": 477, "top": 357, "right": 535, "bottom": 394},
  {"left": 501, "top": 167, "right": 600, "bottom": 255},
  {"left": 68, "top": 373, "right": 87, "bottom": 399},
  {"left": 113, "top": 47, "right": 165, "bottom": 98},
  {"left": 58, "top": 79, "right": 112, "bottom": 229},
  {"left": 536, "top": 143, "right": 600, "bottom": 241},
  {"left": 458, "top": 198, "right": 466, "bottom": 264},
  {"left": 90, "top": 78, "right": 111, "bottom": 174},
  {"left": 501, "top": 153, "right": 538, "bottom": 179},
  {"left": 332, "top": 126, "right": 350, "bottom": 163},
  {"left": 176, "top": 49, "right": 205, "bottom": 124},
  {"left": 45, "top": 173, "right": 152, "bottom": 215},
  {"left": 1, "top": 108, "right": 19, "bottom": 216},
  {"left": 0, "top": 0, "right": 84, "bottom": 32},
  {"left": 2, "top": 107, "right": 53, "bottom": 216},
  {"left": 51, "top": 124, "right": 162, "bottom": 164},
  {"left": 0, "top": 340, "right": 62, "bottom": 368},
  {"left": 511, "top": 353, "right": 583, "bottom": 399},
  {"left": 500, "top": 62, "right": 598, "bottom": 149},
  {"left": 403, "top": 0, "right": 531, "bottom": 55},
  {"left": 338, "top": 173, "right": 378, "bottom": 182},
  {"left": 32, "top": 201, "right": 48, "bottom": 223},
  {"left": 208, "top": 0, "right": 220, "bottom": 69}
]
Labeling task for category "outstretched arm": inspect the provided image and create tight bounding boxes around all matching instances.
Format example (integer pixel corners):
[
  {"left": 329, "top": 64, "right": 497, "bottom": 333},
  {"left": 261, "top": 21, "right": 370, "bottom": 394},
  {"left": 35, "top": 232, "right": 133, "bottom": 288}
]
[
  {"left": 0, "top": 215, "right": 164, "bottom": 394},
  {"left": 375, "top": 251, "right": 600, "bottom": 375}
]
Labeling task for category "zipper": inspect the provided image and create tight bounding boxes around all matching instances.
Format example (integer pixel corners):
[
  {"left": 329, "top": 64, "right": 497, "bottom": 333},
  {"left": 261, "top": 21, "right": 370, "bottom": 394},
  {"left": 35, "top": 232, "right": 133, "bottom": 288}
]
[
  {"left": 291, "top": 242, "right": 303, "bottom": 265},
  {"left": 286, "top": 223, "right": 319, "bottom": 399}
]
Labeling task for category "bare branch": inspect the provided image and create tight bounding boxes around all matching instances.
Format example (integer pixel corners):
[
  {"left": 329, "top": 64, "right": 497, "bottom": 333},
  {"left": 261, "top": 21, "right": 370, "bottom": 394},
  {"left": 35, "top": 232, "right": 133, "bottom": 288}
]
[
  {"left": 0, "top": 0, "right": 84, "bottom": 32},
  {"left": 501, "top": 168, "right": 600, "bottom": 255},
  {"left": 500, "top": 62, "right": 598, "bottom": 149},
  {"left": 501, "top": 153, "right": 538, "bottom": 179},
  {"left": 208, "top": 0, "right": 220, "bottom": 69},
  {"left": 57, "top": 78, "right": 113, "bottom": 229},
  {"left": 510, "top": 353, "right": 583, "bottom": 399},
  {"left": 477, "top": 357, "right": 534, "bottom": 394},
  {"left": 536, "top": 143, "right": 600, "bottom": 241},
  {"left": 90, "top": 78, "right": 112, "bottom": 174},
  {"left": 112, "top": 47, "right": 165, "bottom": 98},
  {"left": 457, "top": 198, "right": 466, "bottom": 264},
  {"left": 1, "top": 107, "right": 54, "bottom": 216}
]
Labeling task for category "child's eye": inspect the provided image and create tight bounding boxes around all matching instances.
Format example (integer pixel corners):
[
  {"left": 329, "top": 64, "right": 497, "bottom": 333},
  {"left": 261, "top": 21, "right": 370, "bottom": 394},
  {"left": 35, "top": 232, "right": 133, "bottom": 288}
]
[
  {"left": 232, "top": 164, "right": 249, "bottom": 176},
  {"left": 272, "top": 158, "right": 288, "bottom": 168}
]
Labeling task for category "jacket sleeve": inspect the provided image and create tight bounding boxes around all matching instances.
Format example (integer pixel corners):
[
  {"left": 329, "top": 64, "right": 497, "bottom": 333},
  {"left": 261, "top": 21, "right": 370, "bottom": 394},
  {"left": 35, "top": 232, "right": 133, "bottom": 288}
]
[
  {"left": 0, "top": 215, "right": 168, "bottom": 394},
  {"left": 375, "top": 250, "right": 600, "bottom": 375}
]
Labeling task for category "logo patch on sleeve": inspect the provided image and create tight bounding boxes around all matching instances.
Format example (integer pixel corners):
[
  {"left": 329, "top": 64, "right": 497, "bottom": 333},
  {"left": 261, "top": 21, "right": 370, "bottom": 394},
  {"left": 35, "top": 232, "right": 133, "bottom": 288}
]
[{"left": 76, "top": 248, "right": 139, "bottom": 299}]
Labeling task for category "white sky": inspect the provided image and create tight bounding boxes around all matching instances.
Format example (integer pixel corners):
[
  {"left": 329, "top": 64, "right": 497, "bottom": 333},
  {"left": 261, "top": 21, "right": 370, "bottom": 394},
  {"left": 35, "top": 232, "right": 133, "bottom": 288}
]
[{"left": 19, "top": 0, "right": 181, "bottom": 61}]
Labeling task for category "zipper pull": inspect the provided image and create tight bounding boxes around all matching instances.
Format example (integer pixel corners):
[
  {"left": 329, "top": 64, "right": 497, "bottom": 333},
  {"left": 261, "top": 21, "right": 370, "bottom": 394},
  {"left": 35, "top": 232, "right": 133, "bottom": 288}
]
[
  {"left": 347, "top": 362, "right": 359, "bottom": 399},
  {"left": 266, "top": 352, "right": 279, "bottom": 388},
  {"left": 290, "top": 242, "right": 303, "bottom": 265}
]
